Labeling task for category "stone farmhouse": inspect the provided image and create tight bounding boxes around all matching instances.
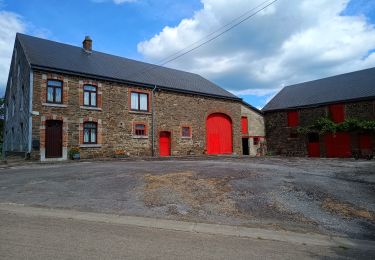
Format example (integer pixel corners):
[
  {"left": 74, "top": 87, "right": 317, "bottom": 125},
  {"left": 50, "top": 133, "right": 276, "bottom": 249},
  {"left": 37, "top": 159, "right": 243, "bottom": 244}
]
[
  {"left": 263, "top": 67, "right": 375, "bottom": 158},
  {"left": 3, "top": 33, "right": 264, "bottom": 161}
]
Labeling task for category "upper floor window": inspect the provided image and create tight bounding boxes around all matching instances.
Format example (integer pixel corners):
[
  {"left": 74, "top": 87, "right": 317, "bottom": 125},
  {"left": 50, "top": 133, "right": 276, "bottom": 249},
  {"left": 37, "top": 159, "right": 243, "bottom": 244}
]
[
  {"left": 134, "top": 123, "right": 146, "bottom": 136},
  {"left": 287, "top": 111, "right": 299, "bottom": 127},
  {"left": 181, "top": 126, "right": 191, "bottom": 138},
  {"left": 47, "top": 80, "right": 62, "bottom": 103},
  {"left": 241, "top": 116, "right": 248, "bottom": 134},
  {"left": 83, "top": 84, "right": 97, "bottom": 107},
  {"left": 131, "top": 92, "right": 148, "bottom": 111},
  {"left": 329, "top": 104, "right": 345, "bottom": 123},
  {"left": 83, "top": 122, "right": 97, "bottom": 144}
]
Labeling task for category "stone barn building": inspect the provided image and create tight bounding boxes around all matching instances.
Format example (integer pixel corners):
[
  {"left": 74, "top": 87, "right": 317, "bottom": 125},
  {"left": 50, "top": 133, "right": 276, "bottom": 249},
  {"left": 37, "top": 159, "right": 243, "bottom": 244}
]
[
  {"left": 3, "top": 33, "right": 251, "bottom": 161},
  {"left": 263, "top": 67, "right": 375, "bottom": 158},
  {"left": 240, "top": 102, "right": 265, "bottom": 156}
]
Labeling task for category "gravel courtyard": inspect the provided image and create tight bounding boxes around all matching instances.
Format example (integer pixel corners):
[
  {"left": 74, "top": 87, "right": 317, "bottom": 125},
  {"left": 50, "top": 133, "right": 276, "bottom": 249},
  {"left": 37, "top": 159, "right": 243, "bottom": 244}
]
[{"left": 0, "top": 157, "right": 374, "bottom": 240}]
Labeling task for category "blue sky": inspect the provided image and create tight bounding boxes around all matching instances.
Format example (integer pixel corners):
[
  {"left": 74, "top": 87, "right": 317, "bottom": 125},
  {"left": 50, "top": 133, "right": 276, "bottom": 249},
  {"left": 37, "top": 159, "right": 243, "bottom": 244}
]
[{"left": 1, "top": 0, "right": 375, "bottom": 109}]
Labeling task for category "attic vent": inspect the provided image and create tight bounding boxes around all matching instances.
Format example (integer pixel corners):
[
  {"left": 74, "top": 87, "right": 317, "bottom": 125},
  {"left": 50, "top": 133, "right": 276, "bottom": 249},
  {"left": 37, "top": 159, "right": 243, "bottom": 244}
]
[{"left": 82, "top": 36, "right": 92, "bottom": 53}]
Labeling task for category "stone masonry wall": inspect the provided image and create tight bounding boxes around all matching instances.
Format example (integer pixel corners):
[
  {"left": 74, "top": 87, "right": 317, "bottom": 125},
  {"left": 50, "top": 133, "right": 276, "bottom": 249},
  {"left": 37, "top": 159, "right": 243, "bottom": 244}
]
[
  {"left": 241, "top": 105, "right": 265, "bottom": 156},
  {"left": 155, "top": 91, "right": 242, "bottom": 156},
  {"left": 31, "top": 70, "right": 242, "bottom": 160},
  {"left": 265, "top": 100, "right": 375, "bottom": 157}
]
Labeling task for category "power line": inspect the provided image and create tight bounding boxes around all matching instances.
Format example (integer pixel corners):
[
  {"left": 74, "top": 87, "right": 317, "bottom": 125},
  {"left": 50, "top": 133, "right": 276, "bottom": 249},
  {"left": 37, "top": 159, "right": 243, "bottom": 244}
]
[
  {"left": 155, "top": 0, "right": 276, "bottom": 65},
  {"left": 125, "top": 0, "right": 279, "bottom": 80}
]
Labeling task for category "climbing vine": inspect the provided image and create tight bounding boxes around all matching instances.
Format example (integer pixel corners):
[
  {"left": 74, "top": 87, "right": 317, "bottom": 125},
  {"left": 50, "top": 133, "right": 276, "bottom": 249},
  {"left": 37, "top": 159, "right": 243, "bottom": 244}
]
[{"left": 297, "top": 117, "right": 375, "bottom": 135}]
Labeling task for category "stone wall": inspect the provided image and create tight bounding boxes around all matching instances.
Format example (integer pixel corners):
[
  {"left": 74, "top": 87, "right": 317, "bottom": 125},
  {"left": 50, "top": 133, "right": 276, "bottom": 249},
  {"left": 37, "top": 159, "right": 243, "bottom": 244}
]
[
  {"left": 30, "top": 70, "right": 242, "bottom": 160},
  {"left": 155, "top": 91, "right": 241, "bottom": 156},
  {"left": 264, "top": 100, "right": 375, "bottom": 157},
  {"left": 240, "top": 105, "right": 265, "bottom": 156}
]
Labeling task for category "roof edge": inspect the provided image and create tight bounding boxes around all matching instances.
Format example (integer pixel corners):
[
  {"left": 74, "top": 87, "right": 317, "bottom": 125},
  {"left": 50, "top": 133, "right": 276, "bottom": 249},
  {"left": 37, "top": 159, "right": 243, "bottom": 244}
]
[
  {"left": 262, "top": 96, "right": 375, "bottom": 113},
  {"left": 31, "top": 65, "right": 242, "bottom": 101},
  {"left": 241, "top": 101, "right": 263, "bottom": 115}
]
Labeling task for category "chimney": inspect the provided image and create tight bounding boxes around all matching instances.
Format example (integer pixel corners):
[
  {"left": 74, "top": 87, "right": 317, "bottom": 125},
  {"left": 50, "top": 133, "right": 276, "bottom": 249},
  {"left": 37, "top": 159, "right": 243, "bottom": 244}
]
[{"left": 82, "top": 36, "right": 92, "bottom": 53}]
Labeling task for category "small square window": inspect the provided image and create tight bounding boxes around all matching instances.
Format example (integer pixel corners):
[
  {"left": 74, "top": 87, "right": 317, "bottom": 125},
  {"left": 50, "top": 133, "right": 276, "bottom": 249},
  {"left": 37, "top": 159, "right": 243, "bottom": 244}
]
[
  {"left": 134, "top": 124, "right": 146, "bottom": 136},
  {"left": 182, "top": 126, "right": 191, "bottom": 137},
  {"left": 253, "top": 137, "right": 260, "bottom": 145}
]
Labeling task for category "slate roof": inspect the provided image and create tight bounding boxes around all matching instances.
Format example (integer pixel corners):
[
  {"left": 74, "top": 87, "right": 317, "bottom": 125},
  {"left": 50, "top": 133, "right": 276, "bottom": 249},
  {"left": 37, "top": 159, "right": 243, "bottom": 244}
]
[
  {"left": 17, "top": 33, "right": 239, "bottom": 100},
  {"left": 262, "top": 67, "right": 375, "bottom": 112}
]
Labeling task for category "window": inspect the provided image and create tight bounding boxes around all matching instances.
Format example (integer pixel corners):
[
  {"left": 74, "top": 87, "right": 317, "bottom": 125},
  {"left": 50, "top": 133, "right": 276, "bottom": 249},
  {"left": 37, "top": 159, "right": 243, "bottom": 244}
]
[
  {"left": 287, "top": 111, "right": 299, "bottom": 127},
  {"left": 83, "top": 122, "right": 97, "bottom": 144},
  {"left": 134, "top": 123, "right": 146, "bottom": 136},
  {"left": 131, "top": 92, "right": 148, "bottom": 111},
  {"left": 182, "top": 126, "right": 191, "bottom": 137},
  {"left": 253, "top": 137, "right": 260, "bottom": 145},
  {"left": 329, "top": 104, "right": 345, "bottom": 123},
  {"left": 241, "top": 117, "right": 248, "bottom": 134},
  {"left": 47, "top": 80, "right": 63, "bottom": 103},
  {"left": 83, "top": 84, "right": 97, "bottom": 107}
]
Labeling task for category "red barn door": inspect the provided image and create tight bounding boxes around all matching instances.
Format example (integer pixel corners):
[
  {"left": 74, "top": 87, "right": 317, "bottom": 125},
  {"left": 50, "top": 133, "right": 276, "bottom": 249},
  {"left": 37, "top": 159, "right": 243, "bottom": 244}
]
[
  {"left": 206, "top": 113, "right": 232, "bottom": 154},
  {"left": 325, "top": 132, "right": 351, "bottom": 158},
  {"left": 159, "top": 131, "right": 171, "bottom": 156}
]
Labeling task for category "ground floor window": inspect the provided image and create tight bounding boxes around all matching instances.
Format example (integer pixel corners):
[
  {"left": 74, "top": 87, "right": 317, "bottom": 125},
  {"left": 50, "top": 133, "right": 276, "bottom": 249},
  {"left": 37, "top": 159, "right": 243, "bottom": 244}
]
[
  {"left": 84, "top": 122, "right": 97, "bottom": 144},
  {"left": 134, "top": 123, "right": 146, "bottom": 136}
]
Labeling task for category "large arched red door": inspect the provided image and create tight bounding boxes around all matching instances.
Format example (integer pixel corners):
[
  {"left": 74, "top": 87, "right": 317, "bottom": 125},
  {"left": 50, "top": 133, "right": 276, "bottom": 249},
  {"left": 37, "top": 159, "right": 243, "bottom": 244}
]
[{"left": 206, "top": 113, "right": 232, "bottom": 154}]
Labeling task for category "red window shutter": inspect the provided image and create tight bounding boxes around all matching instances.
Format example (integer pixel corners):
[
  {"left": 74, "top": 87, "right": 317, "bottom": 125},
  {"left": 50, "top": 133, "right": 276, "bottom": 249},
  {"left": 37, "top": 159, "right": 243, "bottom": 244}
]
[
  {"left": 329, "top": 104, "right": 345, "bottom": 123},
  {"left": 241, "top": 117, "right": 248, "bottom": 134},
  {"left": 287, "top": 111, "right": 299, "bottom": 127}
]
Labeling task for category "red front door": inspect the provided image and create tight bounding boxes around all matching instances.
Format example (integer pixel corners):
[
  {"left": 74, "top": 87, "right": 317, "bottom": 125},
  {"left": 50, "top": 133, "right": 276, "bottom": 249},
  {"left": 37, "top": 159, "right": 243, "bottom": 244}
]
[
  {"left": 206, "top": 113, "right": 232, "bottom": 154},
  {"left": 159, "top": 131, "right": 171, "bottom": 156}
]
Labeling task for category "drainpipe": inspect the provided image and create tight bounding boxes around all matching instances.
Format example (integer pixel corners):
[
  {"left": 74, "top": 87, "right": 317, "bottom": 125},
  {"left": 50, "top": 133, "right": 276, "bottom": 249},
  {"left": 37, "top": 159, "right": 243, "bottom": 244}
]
[{"left": 151, "top": 85, "right": 157, "bottom": 156}]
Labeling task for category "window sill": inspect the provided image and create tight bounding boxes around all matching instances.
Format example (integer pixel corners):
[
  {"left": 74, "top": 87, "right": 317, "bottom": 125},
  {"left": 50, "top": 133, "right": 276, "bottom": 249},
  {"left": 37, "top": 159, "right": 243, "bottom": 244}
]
[
  {"left": 42, "top": 103, "right": 67, "bottom": 108},
  {"left": 129, "top": 110, "right": 152, "bottom": 115},
  {"left": 181, "top": 136, "right": 192, "bottom": 139},
  {"left": 79, "top": 144, "right": 102, "bottom": 148},
  {"left": 132, "top": 135, "right": 148, "bottom": 139},
  {"left": 80, "top": 106, "right": 102, "bottom": 111}
]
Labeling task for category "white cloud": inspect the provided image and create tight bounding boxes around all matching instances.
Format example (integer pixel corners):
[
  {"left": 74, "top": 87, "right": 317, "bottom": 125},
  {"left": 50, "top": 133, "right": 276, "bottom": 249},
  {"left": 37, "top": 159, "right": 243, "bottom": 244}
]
[
  {"left": 0, "top": 10, "right": 26, "bottom": 95},
  {"left": 137, "top": 0, "right": 375, "bottom": 105}
]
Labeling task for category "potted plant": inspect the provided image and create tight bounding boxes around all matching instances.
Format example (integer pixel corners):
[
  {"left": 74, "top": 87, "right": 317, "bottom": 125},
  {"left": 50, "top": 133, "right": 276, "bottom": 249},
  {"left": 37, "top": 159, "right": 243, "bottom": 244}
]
[{"left": 69, "top": 147, "right": 80, "bottom": 160}]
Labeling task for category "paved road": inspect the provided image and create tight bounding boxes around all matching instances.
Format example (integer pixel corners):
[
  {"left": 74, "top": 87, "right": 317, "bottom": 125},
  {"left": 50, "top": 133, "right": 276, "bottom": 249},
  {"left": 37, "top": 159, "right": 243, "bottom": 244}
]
[
  {"left": 0, "top": 157, "right": 374, "bottom": 239},
  {"left": 0, "top": 209, "right": 371, "bottom": 260}
]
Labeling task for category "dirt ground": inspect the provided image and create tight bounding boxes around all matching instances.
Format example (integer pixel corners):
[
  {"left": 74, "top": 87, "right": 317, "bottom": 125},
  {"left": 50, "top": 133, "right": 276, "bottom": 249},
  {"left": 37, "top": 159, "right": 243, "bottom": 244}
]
[{"left": 0, "top": 156, "right": 374, "bottom": 240}]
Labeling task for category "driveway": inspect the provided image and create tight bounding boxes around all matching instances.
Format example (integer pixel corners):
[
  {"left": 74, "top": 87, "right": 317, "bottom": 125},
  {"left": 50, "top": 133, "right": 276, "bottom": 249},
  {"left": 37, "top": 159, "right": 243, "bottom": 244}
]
[{"left": 0, "top": 157, "right": 374, "bottom": 240}]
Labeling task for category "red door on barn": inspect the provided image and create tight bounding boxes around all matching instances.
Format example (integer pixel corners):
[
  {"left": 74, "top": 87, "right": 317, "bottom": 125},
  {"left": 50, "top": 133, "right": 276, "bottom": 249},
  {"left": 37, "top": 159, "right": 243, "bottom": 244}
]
[
  {"left": 307, "top": 133, "right": 320, "bottom": 157},
  {"left": 159, "top": 131, "right": 171, "bottom": 156},
  {"left": 45, "top": 120, "right": 63, "bottom": 158},
  {"left": 325, "top": 132, "right": 351, "bottom": 158},
  {"left": 206, "top": 113, "right": 232, "bottom": 154}
]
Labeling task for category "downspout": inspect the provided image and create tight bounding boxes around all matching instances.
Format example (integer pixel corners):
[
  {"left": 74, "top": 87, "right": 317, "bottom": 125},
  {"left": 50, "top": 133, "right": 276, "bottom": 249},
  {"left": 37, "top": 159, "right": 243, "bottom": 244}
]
[
  {"left": 151, "top": 85, "right": 157, "bottom": 156},
  {"left": 28, "top": 71, "right": 33, "bottom": 155}
]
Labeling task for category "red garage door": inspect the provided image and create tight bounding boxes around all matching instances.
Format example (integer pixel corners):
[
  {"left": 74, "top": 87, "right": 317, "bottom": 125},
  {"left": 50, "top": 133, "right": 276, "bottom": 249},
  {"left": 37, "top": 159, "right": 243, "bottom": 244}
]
[
  {"left": 325, "top": 132, "right": 351, "bottom": 158},
  {"left": 206, "top": 113, "right": 232, "bottom": 154}
]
